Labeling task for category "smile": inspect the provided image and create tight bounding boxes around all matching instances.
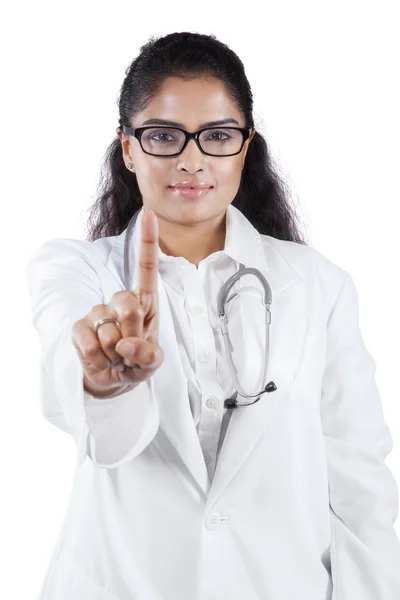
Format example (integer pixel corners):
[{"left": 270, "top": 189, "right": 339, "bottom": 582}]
[{"left": 168, "top": 187, "right": 213, "bottom": 199}]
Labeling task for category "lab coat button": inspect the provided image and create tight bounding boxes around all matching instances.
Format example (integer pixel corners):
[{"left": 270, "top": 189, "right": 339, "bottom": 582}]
[
  {"left": 206, "top": 397, "right": 218, "bottom": 409},
  {"left": 205, "top": 513, "right": 222, "bottom": 530},
  {"left": 189, "top": 305, "right": 204, "bottom": 316},
  {"left": 197, "top": 351, "right": 210, "bottom": 363}
]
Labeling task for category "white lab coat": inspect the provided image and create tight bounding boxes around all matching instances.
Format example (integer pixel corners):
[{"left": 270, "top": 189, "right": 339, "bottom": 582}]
[{"left": 25, "top": 205, "right": 400, "bottom": 600}]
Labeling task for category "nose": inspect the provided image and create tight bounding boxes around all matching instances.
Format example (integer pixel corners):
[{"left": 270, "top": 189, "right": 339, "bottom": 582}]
[{"left": 177, "top": 136, "right": 206, "bottom": 169}]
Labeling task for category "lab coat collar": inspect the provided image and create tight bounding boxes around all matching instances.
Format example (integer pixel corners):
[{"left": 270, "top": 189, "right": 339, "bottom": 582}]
[
  {"left": 105, "top": 205, "right": 309, "bottom": 506},
  {"left": 131, "top": 203, "right": 267, "bottom": 271}
]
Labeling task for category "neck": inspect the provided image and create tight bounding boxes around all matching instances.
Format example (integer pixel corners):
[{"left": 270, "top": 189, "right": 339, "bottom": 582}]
[{"left": 157, "top": 211, "right": 227, "bottom": 269}]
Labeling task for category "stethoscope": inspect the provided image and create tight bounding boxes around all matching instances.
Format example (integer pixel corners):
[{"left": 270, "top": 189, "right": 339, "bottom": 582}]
[{"left": 123, "top": 208, "right": 278, "bottom": 409}]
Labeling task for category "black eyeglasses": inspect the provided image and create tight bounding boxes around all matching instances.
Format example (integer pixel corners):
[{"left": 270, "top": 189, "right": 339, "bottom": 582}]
[{"left": 120, "top": 125, "right": 254, "bottom": 157}]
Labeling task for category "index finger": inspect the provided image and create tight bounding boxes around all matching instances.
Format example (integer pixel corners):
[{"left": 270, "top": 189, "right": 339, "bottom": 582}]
[{"left": 136, "top": 209, "right": 159, "bottom": 294}]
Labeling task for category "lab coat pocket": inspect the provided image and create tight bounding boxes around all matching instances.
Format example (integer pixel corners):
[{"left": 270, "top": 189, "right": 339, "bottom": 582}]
[{"left": 39, "top": 553, "right": 124, "bottom": 600}]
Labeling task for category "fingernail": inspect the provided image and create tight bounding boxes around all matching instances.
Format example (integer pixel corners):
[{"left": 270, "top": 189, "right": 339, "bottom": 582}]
[{"left": 118, "top": 342, "right": 136, "bottom": 357}]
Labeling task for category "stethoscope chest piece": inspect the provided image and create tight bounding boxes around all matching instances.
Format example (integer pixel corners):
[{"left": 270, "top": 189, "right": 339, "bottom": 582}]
[{"left": 224, "top": 381, "right": 278, "bottom": 409}]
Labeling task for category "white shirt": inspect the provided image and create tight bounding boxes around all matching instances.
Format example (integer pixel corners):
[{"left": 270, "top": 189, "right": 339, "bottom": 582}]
[{"left": 156, "top": 233, "right": 240, "bottom": 483}]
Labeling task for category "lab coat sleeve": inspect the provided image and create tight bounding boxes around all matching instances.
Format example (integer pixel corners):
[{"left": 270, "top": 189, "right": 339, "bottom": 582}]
[
  {"left": 25, "top": 238, "right": 160, "bottom": 469},
  {"left": 320, "top": 270, "right": 400, "bottom": 598}
]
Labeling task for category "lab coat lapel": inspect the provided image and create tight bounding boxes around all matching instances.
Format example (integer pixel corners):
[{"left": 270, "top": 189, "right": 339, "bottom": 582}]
[
  {"left": 105, "top": 226, "right": 211, "bottom": 497},
  {"left": 206, "top": 245, "right": 310, "bottom": 508}
]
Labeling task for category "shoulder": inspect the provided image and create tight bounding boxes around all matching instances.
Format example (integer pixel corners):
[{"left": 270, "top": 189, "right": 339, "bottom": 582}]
[
  {"left": 24, "top": 235, "right": 116, "bottom": 284},
  {"left": 26, "top": 235, "right": 114, "bottom": 267},
  {"left": 259, "top": 233, "right": 350, "bottom": 299}
]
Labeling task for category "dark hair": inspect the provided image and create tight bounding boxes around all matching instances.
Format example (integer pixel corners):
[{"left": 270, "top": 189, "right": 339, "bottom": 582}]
[{"left": 85, "top": 32, "right": 308, "bottom": 246}]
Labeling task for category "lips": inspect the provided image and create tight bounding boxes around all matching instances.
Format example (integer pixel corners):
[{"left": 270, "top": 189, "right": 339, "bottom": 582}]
[
  {"left": 168, "top": 186, "right": 213, "bottom": 199},
  {"left": 171, "top": 186, "right": 212, "bottom": 189},
  {"left": 169, "top": 183, "right": 213, "bottom": 189}
]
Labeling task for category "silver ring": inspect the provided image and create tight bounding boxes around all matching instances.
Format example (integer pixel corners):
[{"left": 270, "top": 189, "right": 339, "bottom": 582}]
[
  {"left": 94, "top": 317, "right": 121, "bottom": 335},
  {"left": 94, "top": 317, "right": 125, "bottom": 372}
]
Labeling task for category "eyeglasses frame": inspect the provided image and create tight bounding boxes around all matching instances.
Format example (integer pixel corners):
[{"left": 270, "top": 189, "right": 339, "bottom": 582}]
[{"left": 120, "top": 125, "right": 256, "bottom": 157}]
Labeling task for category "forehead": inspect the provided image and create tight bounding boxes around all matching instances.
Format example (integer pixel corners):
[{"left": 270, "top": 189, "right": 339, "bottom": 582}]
[{"left": 135, "top": 77, "right": 243, "bottom": 128}]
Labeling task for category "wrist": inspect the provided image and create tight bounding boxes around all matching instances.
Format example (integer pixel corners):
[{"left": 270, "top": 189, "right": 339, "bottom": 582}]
[{"left": 83, "top": 376, "right": 132, "bottom": 399}]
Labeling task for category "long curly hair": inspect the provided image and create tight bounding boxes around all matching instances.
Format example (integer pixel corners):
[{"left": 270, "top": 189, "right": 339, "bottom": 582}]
[{"left": 84, "top": 32, "right": 308, "bottom": 246}]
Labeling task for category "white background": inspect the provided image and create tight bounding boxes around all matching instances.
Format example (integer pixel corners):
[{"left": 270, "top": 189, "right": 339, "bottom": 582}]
[{"left": 1, "top": 1, "right": 399, "bottom": 597}]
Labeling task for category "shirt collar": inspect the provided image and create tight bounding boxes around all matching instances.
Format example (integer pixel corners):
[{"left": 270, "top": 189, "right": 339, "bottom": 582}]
[{"left": 133, "top": 203, "right": 268, "bottom": 271}]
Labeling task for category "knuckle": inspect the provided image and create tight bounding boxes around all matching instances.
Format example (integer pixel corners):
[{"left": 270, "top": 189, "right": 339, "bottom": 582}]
[
  {"left": 110, "top": 291, "right": 145, "bottom": 321},
  {"left": 89, "top": 303, "right": 106, "bottom": 316},
  {"left": 73, "top": 315, "right": 88, "bottom": 331},
  {"left": 111, "top": 290, "right": 131, "bottom": 301},
  {"left": 112, "top": 290, "right": 139, "bottom": 306},
  {"left": 149, "top": 344, "right": 163, "bottom": 365},
  {"left": 147, "top": 349, "right": 157, "bottom": 364},
  {"left": 100, "top": 333, "right": 119, "bottom": 349},
  {"left": 85, "top": 343, "right": 99, "bottom": 357},
  {"left": 120, "top": 305, "right": 144, "bottom": 320},
  {"left": 139, "top": 260, "right": 156, "bottom": 270}
]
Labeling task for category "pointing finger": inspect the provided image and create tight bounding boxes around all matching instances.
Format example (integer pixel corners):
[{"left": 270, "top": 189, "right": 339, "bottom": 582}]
[{"left": 137, "top": 210, "right": 159, "bottom": 295}]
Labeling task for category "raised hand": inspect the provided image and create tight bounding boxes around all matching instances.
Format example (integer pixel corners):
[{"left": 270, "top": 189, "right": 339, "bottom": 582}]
[{"left": 72, "top": 209, "right": 164, "bottom": 398}]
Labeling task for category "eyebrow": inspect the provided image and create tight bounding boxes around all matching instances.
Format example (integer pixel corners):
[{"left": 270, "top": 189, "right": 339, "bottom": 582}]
[{"left": 140, "top": 117, "right": 240, "bottom": 129}]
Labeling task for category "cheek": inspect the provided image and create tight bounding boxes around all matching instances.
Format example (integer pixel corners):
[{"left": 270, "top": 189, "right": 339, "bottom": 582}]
[
  {"left": 134, "top": 156, "right": 167, "bottom": 188},
  {"left": 215, "top": 158, "right": 243, "bottom": 186},
  {"left": 218, "top": 156, "right": 242, "bottom": 174}
]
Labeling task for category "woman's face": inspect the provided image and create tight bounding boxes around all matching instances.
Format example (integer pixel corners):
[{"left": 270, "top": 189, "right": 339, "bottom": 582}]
[{"left": 117, "top": 76, "right": 255, "bottom": 226}]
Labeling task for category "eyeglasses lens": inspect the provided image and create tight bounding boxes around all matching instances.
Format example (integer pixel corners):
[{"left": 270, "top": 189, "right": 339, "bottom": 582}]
[{"left": 141, "top": 127, "right": 244, "bottom": 156}]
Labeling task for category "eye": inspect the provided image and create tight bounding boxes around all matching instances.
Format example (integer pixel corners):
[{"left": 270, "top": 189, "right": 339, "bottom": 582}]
[
  {"left": 204, "top": 130, "right": 232, "bottom": 141},
  {"left": 149, "top": 133, "right": 175, "bottom": 142}
]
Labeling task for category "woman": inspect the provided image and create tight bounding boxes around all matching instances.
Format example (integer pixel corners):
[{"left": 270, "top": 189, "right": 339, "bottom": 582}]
[{"left": 25, "top": 32, "right": 400, "bottom": 599}]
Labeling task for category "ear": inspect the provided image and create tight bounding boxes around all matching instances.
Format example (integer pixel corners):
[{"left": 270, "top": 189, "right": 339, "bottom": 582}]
[
  {"left": 242, "top": 129, "right": 256, "bottom": 162},
  {"left": 116, "top": 126, "right": 127, "bottom": 143},
  {"left": 248, "top": 128, "right": 256, "bottom": 144},
  {"left": 116, "top": 127, "right": 135, "bottom": 172}
]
